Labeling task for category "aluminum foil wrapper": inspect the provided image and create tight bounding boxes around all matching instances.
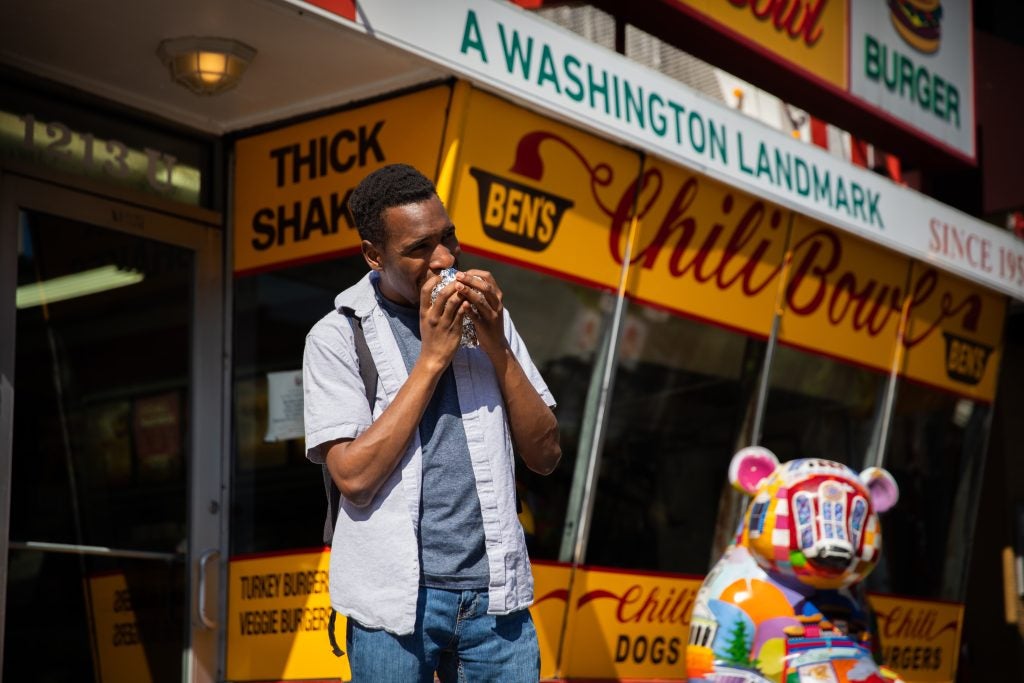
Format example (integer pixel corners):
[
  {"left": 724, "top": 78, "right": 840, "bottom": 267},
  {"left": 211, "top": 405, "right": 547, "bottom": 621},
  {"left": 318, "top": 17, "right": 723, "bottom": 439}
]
[{"left": 430, "top": 267, "right": 479, "bottom": 348}]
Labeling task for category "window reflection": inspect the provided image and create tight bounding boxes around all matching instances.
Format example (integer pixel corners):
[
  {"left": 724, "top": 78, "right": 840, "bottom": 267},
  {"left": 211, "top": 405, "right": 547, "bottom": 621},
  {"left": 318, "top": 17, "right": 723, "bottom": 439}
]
[
  {"left": 8, "top": 211, "right": 190, "bottom": 682},
  {"left": 459, "top": 253, "right": 597, "bottom": 560},
  {"left": 760, "top": 345, "right": 886, "bottom": 470},
  {"left": 231, "top": 257, "right": 367, "bottom": 554},
  {"left": 867, "top": 383, "right": 989, "bottom": 600},
  {"left": 587, "top": 304, "right": 761, "bottom": 574}
]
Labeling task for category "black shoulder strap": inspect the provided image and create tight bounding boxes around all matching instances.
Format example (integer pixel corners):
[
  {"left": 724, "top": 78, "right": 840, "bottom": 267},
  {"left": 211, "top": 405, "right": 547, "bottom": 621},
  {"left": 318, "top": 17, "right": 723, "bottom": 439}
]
[
  {"left": 347, "top": 311, "right": 378, "bottom": 406},
  {"left": 322, "top": 310, "right": 378, "bottom": 545}
]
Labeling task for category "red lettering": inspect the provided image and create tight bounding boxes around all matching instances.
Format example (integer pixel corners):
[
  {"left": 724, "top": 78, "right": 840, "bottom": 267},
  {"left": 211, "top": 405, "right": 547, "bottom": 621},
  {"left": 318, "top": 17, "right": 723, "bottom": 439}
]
[
  {"left": 655, "top": 587, "right": 676, "bottom": 622},
  {"left": 750, "top": 0, "right": 774, "bottom": 20},
  {"left": 726, "top": 0, "right": 828, "bottom": 47},
  {"left": 634, "top": 587, "right": 662, "bottom": 623},
  {"left": 928, "top": 218, "right": 994, "bottom": 274},
  {"left": 645, "top": 177, "right": 699, "bottom": 272},
  {"left": 786, "top": 229, "right": 840, "bottom": 315},
  {"left": 674, "top": 219, "right": 722, "bottom": 282},
  {"left": 928, "top": 218, "right": 942, "bottom": 252},
  {"left": 608, "top": 169, "right": 661, "bottom": 265},
  {"left": 717, "top": 201, "right": 783, "bottom": 297},
  {"left": 617, "top": 585, "right": 647, "bottom": 623},
  {"left": 614, "top": 585, "right": 694, "bottom": 625},
  {"left": 828, "top": 273, "right": 857, "bottom": 325},
  {"left": 783, "top": 228, "right": 909, "bottom": 338},
  {"left": 602, "top": 169, "right": 651, "bottom": 266},
  {"left": 879, "top": 606, "right": 944, "bottom": 641},
  {"left": 950, "top": 225, "right": 965, "bottom": 258},
  {"left": 530, "top": 136, "right": 992, "bottom": 363},
  {"left": 827, "top": 273, "right": 901, "bottom": 337},
  {"left": 605, "top": 173, "right": 783, "bottom": 297},
  {"left": 904, "top": 268, "right": 983, "bottom": 349}
]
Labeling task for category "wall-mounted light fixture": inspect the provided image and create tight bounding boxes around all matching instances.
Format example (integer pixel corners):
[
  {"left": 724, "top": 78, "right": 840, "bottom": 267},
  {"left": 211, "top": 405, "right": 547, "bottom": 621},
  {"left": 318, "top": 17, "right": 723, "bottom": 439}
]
[{"left": 157, "top": 37, "right": 256, "bottom": 96}]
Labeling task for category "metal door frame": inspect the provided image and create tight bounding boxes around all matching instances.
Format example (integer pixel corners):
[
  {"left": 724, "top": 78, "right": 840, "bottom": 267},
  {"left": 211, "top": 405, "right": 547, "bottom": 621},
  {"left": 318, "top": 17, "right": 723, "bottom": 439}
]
[{"left": 0, "top": 171, "right": 226, "bottom": 683}]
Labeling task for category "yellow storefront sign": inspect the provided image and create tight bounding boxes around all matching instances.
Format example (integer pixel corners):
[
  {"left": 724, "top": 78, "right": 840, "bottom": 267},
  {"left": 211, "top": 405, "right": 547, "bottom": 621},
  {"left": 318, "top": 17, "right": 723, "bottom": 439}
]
[
  {"left": 560, "top": 566, "right": 700, "bottom": 680},
  {"left": 227, "top": 550, "right": 349, "bottom": 681},
  {"left": 781, "top": 216, "right": 909, "bottom": 372},
  {"left": 225, "top": 552, "right": 565, "bottom": 681},
  {"left": 86, "top": 572, "right": 154, "bottom": 683},
  {"left": 629, "top": 157, "right": 787, "bottom": 339},
  {"left": 232, "top": 85, "right": 451, "bottom": 275},
  {"left": 902, "top": 264, "right": 1005, "bottom": 402},
  {"left": 869, "top": 594, "right": 963, "bottom": 683},
  {"left": 446, "top": 88, "right": 643, "bottom": 292},
  {"left": 675, "top": 0, "right": 847, "bottom": 89},
  {"left": 530, "top": 561, "right": 573, "bottom": 680},
  {"left": 220, "top": 548, "right": 966, "bottom": 682},
  {"left": 445, "top": 86, "right": 1005, "bottom": 404},
  {"left": 448, "top": 87, "right": 787, "bottom": 340}
]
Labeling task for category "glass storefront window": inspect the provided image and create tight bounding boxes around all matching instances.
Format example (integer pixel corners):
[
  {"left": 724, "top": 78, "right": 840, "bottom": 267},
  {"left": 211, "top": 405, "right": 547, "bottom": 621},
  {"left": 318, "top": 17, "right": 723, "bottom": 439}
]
[
  {"left": 586, "top": 304, "right": 763, "bottom": 574},
  {"left": 867, "top": 383, "right": 991, "bottom": 600},
  {"left": 7, "top": 210, "right": 193, "bottom": 682},
  {"left": 759, "top": 345, "right": 888, "bottom": 470},
  {"left": 231, "top": 256, "right": 367, "bottom": 555},
  {"left": 458, "top": 253, "right": 599, "bottom": 560}
]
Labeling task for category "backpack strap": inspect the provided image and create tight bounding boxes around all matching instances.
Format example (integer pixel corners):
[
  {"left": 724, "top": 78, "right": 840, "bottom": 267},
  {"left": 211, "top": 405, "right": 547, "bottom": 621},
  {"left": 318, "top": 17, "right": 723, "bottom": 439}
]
[
  {"left": 345, "top": 308, "right": 378, "bottom": 405},
  {"left": 322, "top": 309, "right": 378, "bottom": 545},
  {"left": 327, "top": 608, "right": 346, "bottom": 657}
]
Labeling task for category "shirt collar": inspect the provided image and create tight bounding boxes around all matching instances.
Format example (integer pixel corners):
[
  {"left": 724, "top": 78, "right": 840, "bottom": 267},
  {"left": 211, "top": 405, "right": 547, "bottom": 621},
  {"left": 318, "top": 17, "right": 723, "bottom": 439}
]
[{"left": 334, "top": 270, "right": 379, "bottom": 318}]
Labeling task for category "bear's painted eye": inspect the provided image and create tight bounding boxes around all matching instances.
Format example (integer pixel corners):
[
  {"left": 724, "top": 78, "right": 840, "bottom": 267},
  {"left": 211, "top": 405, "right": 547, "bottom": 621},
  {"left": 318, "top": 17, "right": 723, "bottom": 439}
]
[
  {"left": 795, "top": 495, "right": 812, "bottom": 525},
  {"left": 851, "top": 498, "right": 867, "bottom": 532},
  {"left": 749, "top": 499, "right": 769, "bottom": 537},
  {"left": 849, "top": 496, "right": 868, "bottom": 548}
]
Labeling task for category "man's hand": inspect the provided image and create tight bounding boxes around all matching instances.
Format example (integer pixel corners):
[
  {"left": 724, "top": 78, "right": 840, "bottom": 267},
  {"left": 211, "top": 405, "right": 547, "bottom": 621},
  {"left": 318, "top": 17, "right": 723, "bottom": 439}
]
[
  {"left": 454, "top": 269, "right": 507, "bottom": 357},
  {"left": 419, "top": 272, "right": 470, "bottom": 370}
]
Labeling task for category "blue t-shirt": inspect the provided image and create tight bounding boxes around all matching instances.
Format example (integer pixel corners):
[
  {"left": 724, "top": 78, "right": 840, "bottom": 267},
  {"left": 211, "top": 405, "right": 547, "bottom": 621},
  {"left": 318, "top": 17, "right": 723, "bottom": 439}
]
[{"left": 375, "top": 288, "right": 489, "bottom": 589}]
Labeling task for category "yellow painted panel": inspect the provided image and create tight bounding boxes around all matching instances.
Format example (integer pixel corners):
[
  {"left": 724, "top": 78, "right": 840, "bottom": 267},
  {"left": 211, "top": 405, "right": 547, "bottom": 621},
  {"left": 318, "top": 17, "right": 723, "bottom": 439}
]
[
  {"left": 529, "top": 561, "right": 573, "bottom": 680},
  {"left": 561, "top": 566, "right": 701, "bottom": 680},
  {"left": 628, "top": 156, "right": 788, "bottom": 338},
  {"left": 446, "top": 88, "right": 643, "bottom": 291},
  {"left": 780, "top": 216, "right": 910, "bottom": 372},
  {"left": 676, "top": 0, "right": 848, "bottom": 88},
  {"left": 86, "top": 573, "right": 154, "bottom": 683},
  {"left": 869, "top": 594, "right": 964, "bottom": 682},
  {"left": 232, "top": 85, "right": 451, "bottom": 275},
  {"left": 902, "top": 264, "right": 1004, "bottom": 401},
  {"left": 226, "top": 550, "right": 348, "bottom": 681}
]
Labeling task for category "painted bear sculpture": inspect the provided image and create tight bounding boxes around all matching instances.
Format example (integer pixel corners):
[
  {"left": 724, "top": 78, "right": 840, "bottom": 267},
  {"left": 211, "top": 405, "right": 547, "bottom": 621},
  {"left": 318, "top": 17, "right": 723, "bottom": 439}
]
[{"left": 686, "top": 447, "right": 903, "bottom": 683}]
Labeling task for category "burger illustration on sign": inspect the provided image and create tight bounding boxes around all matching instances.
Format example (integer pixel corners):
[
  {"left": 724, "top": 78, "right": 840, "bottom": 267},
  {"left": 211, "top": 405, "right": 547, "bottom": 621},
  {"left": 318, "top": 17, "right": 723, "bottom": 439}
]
[{"left": 888, "top": 0, "right": 943, "bottom": 54}]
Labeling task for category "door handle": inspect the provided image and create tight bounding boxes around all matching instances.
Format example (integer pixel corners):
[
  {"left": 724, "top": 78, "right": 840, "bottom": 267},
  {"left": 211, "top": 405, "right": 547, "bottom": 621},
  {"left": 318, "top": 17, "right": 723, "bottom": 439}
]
[{"left": 198, "top": 549, "right": 220, "bottom": 629}]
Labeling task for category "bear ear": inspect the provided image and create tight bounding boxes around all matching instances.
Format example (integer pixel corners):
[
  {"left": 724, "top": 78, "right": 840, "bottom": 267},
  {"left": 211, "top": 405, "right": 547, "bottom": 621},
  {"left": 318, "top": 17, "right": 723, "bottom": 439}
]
[
  {"left": 860, "top": 467, "right": 899, "bottom": 513},
  {"left": 729, "top": 447, "right": 780, "bottom": 495}
]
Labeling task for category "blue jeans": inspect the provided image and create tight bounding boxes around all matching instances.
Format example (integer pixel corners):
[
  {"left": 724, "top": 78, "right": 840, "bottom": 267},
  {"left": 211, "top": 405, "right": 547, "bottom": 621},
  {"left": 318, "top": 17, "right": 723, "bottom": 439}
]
[{"left": 347, "top": 586, "right": 539, "bottom": 682}]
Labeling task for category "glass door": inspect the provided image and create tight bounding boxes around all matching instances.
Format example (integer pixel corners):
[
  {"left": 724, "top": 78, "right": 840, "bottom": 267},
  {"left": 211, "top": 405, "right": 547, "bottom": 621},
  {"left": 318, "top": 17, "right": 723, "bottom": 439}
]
[{"left": 0, "top": 176, "right": 224, "bottom": 683}]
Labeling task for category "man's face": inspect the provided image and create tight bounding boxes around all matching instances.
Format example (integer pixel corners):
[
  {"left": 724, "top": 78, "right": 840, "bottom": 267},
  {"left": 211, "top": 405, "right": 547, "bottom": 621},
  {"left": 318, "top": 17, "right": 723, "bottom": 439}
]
[{"left": 364, "top": 195, "right": 460, "bottom": 307}]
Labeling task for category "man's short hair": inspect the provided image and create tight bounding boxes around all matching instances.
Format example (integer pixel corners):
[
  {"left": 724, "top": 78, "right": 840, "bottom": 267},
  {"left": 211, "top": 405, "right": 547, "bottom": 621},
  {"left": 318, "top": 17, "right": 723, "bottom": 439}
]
[{"left": 348, "top": 164, "right": 439, "bottom": 246}]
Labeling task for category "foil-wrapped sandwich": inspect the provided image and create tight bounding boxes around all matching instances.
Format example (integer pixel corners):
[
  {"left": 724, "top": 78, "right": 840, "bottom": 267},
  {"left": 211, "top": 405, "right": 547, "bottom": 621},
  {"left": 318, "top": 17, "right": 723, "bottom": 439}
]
[{"left": 430, "top": 267, "right": 479, "bottom": 348}]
